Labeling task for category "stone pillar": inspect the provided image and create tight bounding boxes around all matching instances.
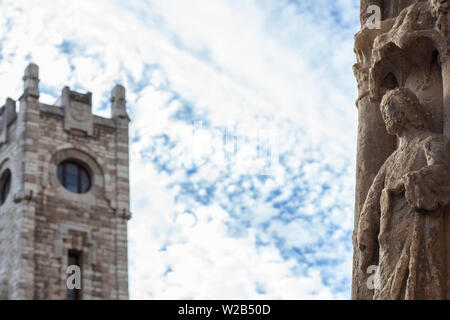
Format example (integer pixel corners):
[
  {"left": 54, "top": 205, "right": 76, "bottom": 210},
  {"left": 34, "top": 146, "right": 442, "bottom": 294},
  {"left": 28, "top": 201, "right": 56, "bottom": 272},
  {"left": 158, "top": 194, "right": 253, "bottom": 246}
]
[
  {"left": 23, "top": 63, "right": 39, "bottom": 98},
  {"left": 440, "top": 26, "right": 450, "bottom": 302},
  {"left": 352, "top": 19, "right": 397, "bottom": 299},
  {"left": 14, "top": 63, "right": 41, "bottom": 299},
  {"left": 352, "top": 96, "right": 395, "bottom": 299},
  {"left": 111, "top": 84, "right": 130, "bottom": 300}
]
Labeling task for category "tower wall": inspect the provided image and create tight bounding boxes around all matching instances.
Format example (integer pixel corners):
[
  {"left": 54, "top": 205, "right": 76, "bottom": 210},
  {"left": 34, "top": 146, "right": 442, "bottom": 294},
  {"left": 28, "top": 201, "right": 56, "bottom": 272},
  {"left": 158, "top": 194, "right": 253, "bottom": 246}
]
[{"left": 0, "top": 100, "right": 24, "bottom": 299}]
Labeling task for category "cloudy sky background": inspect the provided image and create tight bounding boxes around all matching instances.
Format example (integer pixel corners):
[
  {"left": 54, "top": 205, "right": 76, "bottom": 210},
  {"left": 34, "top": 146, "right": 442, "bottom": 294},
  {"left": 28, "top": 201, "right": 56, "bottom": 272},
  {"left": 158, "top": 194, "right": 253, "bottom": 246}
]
[{"left": 0, "top": 0, "right": 360, "bottom": 299}]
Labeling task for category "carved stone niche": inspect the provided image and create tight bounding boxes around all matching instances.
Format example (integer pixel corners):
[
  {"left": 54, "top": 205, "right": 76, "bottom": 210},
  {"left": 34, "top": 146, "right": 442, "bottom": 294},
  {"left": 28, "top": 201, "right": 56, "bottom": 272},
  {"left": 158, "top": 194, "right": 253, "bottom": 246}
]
[
  {"left": 371, "top": 38, "right": 443, "bottom": 133},
  {"left": 61, "top": 87, "right": 94, "bottom": 136},
  {"left": 353, "top": 0, "right": 450, "bottom": 300}
]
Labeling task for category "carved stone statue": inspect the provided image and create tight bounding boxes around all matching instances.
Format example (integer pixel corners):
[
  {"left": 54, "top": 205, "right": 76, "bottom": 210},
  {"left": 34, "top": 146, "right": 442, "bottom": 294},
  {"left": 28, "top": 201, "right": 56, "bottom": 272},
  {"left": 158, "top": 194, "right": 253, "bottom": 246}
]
[
  {"left": 357, "top": 87, "right": 450, "bottom": 299},
  {"left": 353, "top": 0, "right": 449, "bottom": 299}
]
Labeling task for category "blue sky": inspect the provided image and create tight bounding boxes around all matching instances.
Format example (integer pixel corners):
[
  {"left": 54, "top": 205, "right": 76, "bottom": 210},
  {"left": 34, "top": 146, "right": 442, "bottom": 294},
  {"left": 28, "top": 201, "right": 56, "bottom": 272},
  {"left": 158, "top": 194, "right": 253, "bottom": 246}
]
[{"left": 0, "top": 0, "right": 360, "bottom": 299}]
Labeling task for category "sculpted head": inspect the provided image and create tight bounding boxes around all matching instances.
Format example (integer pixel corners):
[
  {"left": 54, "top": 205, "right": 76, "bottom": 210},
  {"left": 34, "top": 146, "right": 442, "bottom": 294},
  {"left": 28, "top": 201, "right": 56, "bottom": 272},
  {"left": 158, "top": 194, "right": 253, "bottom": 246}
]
[{"left": 380, "top": 88, "right": 427, "bottom": 135}]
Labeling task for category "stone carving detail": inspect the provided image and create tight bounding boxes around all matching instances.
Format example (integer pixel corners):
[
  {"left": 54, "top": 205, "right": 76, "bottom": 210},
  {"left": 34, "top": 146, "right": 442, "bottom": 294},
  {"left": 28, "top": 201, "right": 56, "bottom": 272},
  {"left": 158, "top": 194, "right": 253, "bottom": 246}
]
[
  {"left": 70, "top": 93, "right": 91, "bottom": 122},
  {"left": 357, "top": 88, "right": 450, "bottom": 299},
  {"left": 431, "top": 0, "right": 449, "bottom": 37},
  {"left": 353, "top": 1, "right": 449, "bottom": 299},
  {"left": 62, "top": 86, "right": 94, "bottom": 136}
]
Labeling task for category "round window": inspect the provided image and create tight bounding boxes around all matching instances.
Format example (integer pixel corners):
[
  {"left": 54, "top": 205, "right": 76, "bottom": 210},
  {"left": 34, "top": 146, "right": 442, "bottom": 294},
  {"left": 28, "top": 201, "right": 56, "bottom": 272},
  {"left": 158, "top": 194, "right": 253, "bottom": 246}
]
[
  {"left": 0, "top": 170, "right": 11, "bottom": 205},
  {"left": 57, "top": 161, "right": 91, "bottom": 194}
]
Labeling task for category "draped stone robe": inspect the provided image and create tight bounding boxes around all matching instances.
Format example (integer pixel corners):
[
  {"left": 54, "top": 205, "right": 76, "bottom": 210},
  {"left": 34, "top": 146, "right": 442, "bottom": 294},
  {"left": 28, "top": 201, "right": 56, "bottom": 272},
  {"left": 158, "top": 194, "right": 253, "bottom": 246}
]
[{"left": 358, "top": 131, "right": 450, "bottom": 299}]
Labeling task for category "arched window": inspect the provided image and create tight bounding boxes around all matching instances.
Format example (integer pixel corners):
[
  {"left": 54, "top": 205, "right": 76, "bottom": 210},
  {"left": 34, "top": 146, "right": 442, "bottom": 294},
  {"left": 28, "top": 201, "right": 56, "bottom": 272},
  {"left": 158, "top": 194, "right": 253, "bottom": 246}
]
[
  {"left": 0, "top": 170, "right": 11, "bottom": 205},
  {"left": 57, "top": 161, "right": 91, "bottom": 194}
]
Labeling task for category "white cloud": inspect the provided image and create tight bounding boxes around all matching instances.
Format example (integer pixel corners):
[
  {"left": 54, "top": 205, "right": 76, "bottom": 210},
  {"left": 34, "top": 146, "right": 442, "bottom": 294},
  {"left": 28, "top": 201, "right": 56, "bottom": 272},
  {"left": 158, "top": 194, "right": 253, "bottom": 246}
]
[{"left": 0, "top": 0, "right": 360, "bottom": 299}]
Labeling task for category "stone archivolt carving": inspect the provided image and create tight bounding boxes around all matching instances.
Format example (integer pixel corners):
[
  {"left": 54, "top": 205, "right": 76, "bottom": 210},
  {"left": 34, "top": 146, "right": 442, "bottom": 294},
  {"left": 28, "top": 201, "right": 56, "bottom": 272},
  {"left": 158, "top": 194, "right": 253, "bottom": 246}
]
[{"left": 353, "top": 1, "right": 450, "bottom": 300}]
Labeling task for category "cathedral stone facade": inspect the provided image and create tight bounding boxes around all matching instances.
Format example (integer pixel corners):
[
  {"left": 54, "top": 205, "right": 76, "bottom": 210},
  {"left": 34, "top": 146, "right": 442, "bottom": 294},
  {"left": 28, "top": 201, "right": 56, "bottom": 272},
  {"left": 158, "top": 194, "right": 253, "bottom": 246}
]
[{"left": 0, "top": 63, "right": 130, "bottom": 299}]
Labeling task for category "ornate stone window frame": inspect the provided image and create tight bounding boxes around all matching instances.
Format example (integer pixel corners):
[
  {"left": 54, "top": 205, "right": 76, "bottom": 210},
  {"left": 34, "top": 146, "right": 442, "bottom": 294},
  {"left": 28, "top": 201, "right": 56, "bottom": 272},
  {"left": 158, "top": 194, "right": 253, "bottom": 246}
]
[
  {"left": 57, "top": 160, "right": 92, "bottom": 194},
  {"left": 49, "top": 148, "right": 105, "bottom": 203}
]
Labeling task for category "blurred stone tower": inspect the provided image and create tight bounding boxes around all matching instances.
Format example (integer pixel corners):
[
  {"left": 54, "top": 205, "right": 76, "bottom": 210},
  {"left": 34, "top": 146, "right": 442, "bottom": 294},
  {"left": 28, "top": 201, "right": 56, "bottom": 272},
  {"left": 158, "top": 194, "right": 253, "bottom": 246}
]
[
  {"left": 353, "top": 0, "right": 449, "bottom": 299},
  {"left": 0, "top": 63, "right": 131, "bottom": 299}
]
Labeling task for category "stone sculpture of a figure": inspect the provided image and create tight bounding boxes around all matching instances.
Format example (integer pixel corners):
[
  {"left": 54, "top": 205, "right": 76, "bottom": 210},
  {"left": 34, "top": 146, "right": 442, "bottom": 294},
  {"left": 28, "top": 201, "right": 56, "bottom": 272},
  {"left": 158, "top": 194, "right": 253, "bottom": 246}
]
[{"left": 357, "top": 87, "right": 450, "bottom": 299}]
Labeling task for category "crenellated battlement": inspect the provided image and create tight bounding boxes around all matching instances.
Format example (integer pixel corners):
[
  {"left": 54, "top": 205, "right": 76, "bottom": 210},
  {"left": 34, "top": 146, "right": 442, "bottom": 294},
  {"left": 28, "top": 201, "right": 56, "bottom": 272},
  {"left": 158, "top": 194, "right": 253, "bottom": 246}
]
[{"left": 0, "top": 99, "right": 17, "bottom": 146}]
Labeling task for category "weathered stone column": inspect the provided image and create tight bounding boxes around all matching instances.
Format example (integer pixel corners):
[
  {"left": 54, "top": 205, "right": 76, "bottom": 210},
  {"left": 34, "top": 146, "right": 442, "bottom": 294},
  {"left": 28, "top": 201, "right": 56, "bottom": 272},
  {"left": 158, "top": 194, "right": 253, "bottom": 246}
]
[
  {"left": 16, "top": 63, "right": 40, "bottom": 299},
  {"left": 111, "top": 85, "right": 131, "bottom": 300},
  {"left": 352, "top": 96, "right": 395, "bottom": 299},
  {"left": 352, "top": 16, "right": 397, "bottom": 299}
]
